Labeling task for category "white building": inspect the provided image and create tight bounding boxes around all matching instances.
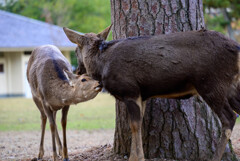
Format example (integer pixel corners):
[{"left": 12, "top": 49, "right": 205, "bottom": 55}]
[{"left": 0, "top": 10, "right": 76, "bottom": 97}]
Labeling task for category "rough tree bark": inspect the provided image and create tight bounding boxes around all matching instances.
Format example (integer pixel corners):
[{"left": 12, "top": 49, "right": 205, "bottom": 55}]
[{"left": 110, "top": 0, "right": 237, "bottom": 160}]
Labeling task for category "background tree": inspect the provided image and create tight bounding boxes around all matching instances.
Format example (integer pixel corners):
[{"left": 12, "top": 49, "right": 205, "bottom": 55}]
[
  {"left": 1, "top": 0, "right": 239, "bottom": 159},
  {"left": 111, "top": 0, "right": 237, "bottom": 160}
]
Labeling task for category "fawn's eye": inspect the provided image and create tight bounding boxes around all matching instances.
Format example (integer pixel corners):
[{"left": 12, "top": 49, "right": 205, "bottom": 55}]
[{"left": 81, "top": 78, "right": 87, "bottom": 82}]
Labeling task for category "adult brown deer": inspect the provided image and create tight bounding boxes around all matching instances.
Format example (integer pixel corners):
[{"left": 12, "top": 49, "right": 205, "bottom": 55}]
[
  {"left": 27, "top": 45, "right": 101, "bottom": 161},
  {"left": 64, "top": 26, "right": 240, "bottom": 161}
]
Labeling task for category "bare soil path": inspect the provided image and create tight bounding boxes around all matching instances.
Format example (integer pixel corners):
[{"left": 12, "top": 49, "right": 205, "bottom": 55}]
[{"left": 0, "top": 125, "right": 240, "bottom": 161}]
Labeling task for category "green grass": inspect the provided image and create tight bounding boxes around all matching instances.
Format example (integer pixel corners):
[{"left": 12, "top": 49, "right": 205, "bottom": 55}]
[
  {"left": 0, "top": 93, "right": 115, "bottom": 131},
  {"left": 236, "top": 116, "right": 240, "bottom": 123},
  {"left": 1, "top": 93, "right": 239, "bottom": 132}
]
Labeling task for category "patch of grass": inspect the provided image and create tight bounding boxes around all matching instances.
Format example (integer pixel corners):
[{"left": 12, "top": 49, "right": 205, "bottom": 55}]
[
  {"left": 236, "top": 117, "right": 240, "bottom": 123},
  {"left": 0, "top": 93, "right": 115, "bottom": 131},
  {"left": 1, "top": 93, "right": 239, "bottom": 132}
]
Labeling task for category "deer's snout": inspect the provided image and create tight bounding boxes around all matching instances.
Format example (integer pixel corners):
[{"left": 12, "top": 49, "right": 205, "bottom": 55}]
[{"left": 94, "top": 82, "right": 102, "bottom": 92}]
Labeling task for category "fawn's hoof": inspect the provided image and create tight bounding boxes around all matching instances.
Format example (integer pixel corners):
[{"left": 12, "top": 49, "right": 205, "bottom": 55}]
[
  {"left": 63, "top": 158, "right": 69, "bottom": 161},
  {"left": 31, "top": 157, "right": 38, "bottom": 161}
]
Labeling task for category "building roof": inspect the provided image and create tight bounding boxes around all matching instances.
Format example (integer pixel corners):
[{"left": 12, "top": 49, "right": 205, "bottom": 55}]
[{"left": 0, "top": 10, "right": 76, "bottom": 51}]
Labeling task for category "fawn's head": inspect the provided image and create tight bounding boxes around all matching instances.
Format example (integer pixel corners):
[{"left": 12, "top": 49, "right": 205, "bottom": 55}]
[{"left": 64, "top": 70, "right": 102, "bottom": 103}]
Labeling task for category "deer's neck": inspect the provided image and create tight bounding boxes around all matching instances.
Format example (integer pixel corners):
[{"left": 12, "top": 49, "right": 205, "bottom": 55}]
[
  {"left": 50, "top": 81, "right": 76, "bottom": 107},
  {"left": 84, "top": 40, "right": 119, "bottom": 81},
  {"left": 84, "top": 52, "right": 105, "bottom": 81}
]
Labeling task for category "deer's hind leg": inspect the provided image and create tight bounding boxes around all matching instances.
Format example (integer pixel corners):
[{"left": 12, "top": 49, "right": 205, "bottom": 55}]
[
  {"left": 197, "top": 87, "right": 236, "bottom": 161},
  {"left": 41, "top": 102, "right": 58, "bottom": 161},
  {"left": 53, "top": 111, "right": 63, "bottom": 157},
  {"left": 124, "top": 96, "right": 146, "bottom": 161},
  {"left": 33, "top": 97, "right": 47, "bottom": 160},
  {"left": 211, "top": 100, "right": 236, "bottom": 161}
]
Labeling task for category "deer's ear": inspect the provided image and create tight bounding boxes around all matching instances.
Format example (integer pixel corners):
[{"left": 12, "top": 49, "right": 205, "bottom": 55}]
[
  {"left": 63, "top": 69, "right": 77, "bottom": 87},
  {"left": 97, "top": 24, "right": 112, "bottom": 40},
  {"left": 63, "top": 27, "right": 86, "bottom": 47}
]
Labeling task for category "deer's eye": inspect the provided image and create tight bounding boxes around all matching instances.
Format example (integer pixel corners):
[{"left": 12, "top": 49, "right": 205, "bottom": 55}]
[{"left": 81, "top": 78, "right": 87, "bottom": 82}]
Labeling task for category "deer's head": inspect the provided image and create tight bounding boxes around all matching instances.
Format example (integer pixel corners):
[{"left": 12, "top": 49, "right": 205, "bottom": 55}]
[
  {"left": 63, "top": 25, "right": 112, "bottom": 75},
  {"left": 63, "top": 70, "right": 102, "bottom": 103}
]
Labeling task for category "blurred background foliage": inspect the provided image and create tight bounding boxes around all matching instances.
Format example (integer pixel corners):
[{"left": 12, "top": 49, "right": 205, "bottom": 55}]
[
  {"left": 203, "top": 0, "right": 240, "bottom": 41},
  {"left": 1, "top": 0, "right": 240, "bottom": 66},
  {"left": 0, "top": 0, "right": 111, "bottom": 33},
  {"left": 0, "top": 0, "right": 111, "bottom": 67}
]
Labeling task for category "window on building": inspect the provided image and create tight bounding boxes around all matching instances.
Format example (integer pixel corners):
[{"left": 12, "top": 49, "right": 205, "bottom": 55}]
[
  {"left": 0, "top": 64, "right": 3, "bottom": 73},
  {"left": 24, "top": 51, "right": 32, "bottom": 55}
]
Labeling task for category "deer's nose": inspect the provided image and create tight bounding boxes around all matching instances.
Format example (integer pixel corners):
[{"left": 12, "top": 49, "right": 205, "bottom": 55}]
[{"left": 94, "top": 85, "right": 102, "bottom": 92}]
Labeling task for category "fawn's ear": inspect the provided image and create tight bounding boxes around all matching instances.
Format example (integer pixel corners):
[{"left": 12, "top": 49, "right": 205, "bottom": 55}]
[
  {"left": 63, "top": 27, "right": 86, "bottom": 47},
  {"left": 63, "top": 69, "right": 77, "bottom": 87},
  {"left": 97, "top": 24, "right": 112, "bottom": 40}
]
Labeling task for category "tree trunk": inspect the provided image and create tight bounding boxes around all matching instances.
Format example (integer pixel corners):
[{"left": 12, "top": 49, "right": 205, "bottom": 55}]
[
  {"left": 222, "top": 8, "right": 236, "bottom": 41},
  {"left": 110, "top": 0, "right": 237, "bottom": 160}
]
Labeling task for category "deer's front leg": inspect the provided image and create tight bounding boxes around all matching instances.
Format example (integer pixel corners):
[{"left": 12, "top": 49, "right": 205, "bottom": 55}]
[
  {"left": 61, "top": 105, "right": 70, "bottom": 161},
  {"left": 124, "top": 96, "right": 146, "bottom": 161}
]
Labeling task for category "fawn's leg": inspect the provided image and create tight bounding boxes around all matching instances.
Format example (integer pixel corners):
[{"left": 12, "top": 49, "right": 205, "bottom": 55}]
[
  {"left": 53, "top": 111, "right": 63, "bottom": 157},
  {"left": 124, "top": 96, "right": 146, "bottom": 161},
  {"left": 42, "top": 103, "right": 58, "bottom": 161},
  {"left": 61, "top": 106, "right": 70, "bottom": 161},
  {"left": 38, "top": 113, "right": 47, "bottom": 159},
  {"left": 33, "top": 97, "right": 47, "bottom": 160}
]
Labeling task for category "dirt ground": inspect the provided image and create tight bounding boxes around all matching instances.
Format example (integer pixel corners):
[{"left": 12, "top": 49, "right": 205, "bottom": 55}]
[
  {"left": 0, "top": 129, "right": 114, "bottom": 161},
  {"left": 0, "top": 125, "right": 240, "bottom": 161}
]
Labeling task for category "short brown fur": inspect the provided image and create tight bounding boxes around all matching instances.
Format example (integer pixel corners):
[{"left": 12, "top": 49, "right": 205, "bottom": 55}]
[
  {"left": 64, "top": 27, "right": 240, "bottom": 161},
  {"left": 27, "top": 45, "right": 101, "bottom": 161}
]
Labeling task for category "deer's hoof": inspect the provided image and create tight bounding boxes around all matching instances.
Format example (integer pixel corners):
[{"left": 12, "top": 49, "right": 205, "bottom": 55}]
[
  {"left": 63, "top": 158, "right": 69, "bottom": 161},
  {"left": 37, "top": 152, "right": 44, "bottom": 160},
  {"left": 31, "top": 157, "right": 38, "bottom": 161},
  {"left": 58, "top": 149, "right": 63, "bottom": 157}
]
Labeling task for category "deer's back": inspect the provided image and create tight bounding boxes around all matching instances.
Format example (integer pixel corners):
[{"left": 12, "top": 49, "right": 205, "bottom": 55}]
[
  {"left": 101, "top": 30, "right": 240, "bottom": 100},
  {"left": 27, "top": 45, "right": 71, "bottom": 98}
]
